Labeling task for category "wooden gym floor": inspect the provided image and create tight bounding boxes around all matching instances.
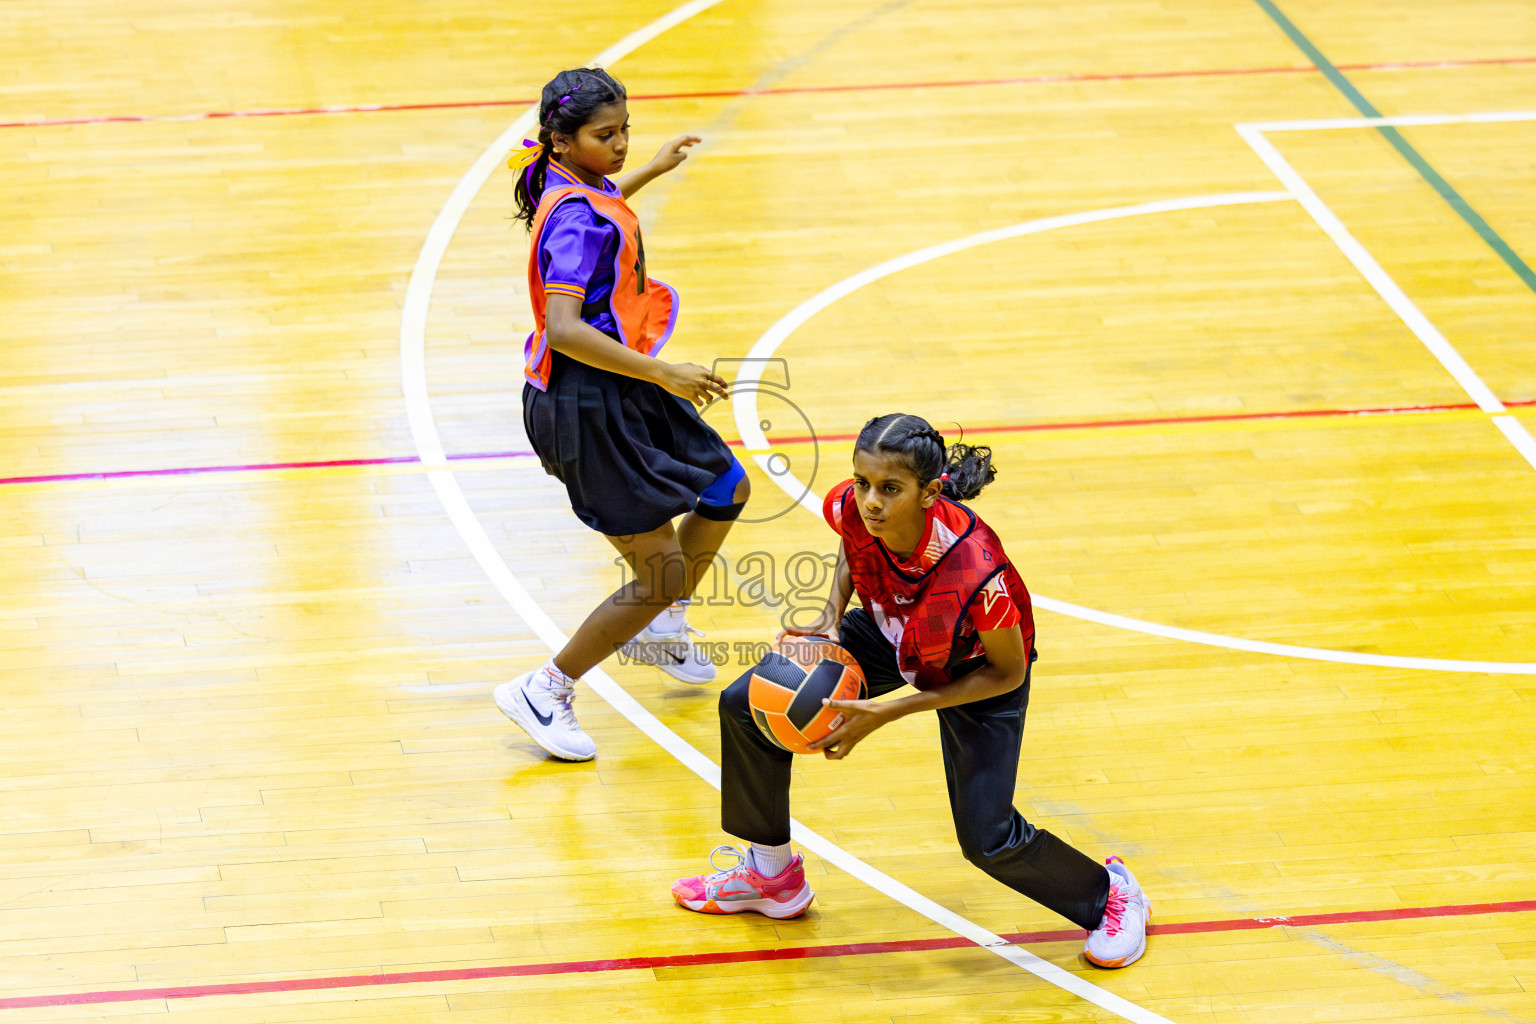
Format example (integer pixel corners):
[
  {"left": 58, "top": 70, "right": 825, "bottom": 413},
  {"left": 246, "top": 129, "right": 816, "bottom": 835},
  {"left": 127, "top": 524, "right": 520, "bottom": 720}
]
[{"left": 2, "top": 0, "right": 1534, "bottom": 1020}]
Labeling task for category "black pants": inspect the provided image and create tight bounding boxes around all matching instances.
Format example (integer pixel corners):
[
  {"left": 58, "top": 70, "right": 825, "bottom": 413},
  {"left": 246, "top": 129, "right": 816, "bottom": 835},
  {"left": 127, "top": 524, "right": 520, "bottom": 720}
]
[{"left": 719, "top": 608, "right": 1111, "bottom": 931}]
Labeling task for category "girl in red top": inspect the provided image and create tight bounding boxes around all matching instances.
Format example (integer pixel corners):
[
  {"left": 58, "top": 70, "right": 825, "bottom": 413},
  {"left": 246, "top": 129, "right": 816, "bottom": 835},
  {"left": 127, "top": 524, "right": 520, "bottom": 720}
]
[
  {"left": 673, "top": 413, "right": 1151, "bottom": 969},
  {"left": 492, "top": 68, "right": 749, "bottom": 762}
]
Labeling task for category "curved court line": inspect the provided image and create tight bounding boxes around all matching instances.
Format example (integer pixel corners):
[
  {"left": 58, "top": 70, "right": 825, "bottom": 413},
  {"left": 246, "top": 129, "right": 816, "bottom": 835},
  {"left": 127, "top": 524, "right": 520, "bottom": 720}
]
[
  {"left": 731, "top": 195, "right": 1536, "bottom": 675},
  {"left": 1032, "top": 596, "right": 1536, "bottom": 675},
  {"left": 397, "top": 6, "right": 1177, "bottom": 1024}
]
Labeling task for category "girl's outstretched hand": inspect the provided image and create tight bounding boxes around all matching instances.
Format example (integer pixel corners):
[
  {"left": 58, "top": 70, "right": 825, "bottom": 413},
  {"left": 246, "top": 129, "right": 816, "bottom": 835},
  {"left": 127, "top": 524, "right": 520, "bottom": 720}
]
[
  {"left": 657, "top": 361, "right": 729, "bottom": 407},
  {"left": 808, "top": 698, "right": 893, "bottom": 760},
  {"left": 651, "top": 135, "right": 701, "bottom": 173}
]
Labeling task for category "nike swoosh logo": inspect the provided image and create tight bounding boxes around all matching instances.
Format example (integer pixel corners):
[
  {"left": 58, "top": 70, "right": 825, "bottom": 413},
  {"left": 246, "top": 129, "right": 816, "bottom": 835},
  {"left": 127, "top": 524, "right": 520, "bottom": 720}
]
[
  {"left": 666, "top": 651, "right": 685, "bottom": 664},
  {"left": 522, "top": 690, "right": 554, "bottom": 727}
]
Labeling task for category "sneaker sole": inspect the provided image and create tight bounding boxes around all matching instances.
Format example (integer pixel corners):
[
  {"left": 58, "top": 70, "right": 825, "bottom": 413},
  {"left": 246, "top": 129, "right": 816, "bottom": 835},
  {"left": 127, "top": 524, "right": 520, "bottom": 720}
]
[
  {"left": 1084, "top": 900, "right": 1151, "bottom": 969},
  {"left": 622, "top": 650, "right": 717, "bottom": 684},
  {"left": 493, "top": 681, "right": 595, "bottom": 762},
  {"left": 653, "top": 660, "right": 717, "bottom": 684},
  {"left": 674, "top": 886, "right": 814, "bottom": 919}
]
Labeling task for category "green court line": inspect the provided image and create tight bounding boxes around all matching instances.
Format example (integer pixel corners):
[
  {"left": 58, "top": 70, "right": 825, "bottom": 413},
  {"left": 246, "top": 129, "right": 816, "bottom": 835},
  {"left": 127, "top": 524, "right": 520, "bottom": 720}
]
[{"left": 1251, "top": 0, "right": 1536, "bottom": 294}]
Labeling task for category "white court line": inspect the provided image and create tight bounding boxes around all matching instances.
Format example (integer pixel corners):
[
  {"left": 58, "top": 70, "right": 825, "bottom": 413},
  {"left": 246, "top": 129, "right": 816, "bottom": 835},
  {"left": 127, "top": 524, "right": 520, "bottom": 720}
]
[
  {"left": 733, "top": 192, "right": 1292, "bottom": 454},
  {"left": 1235, "top": 114, "right": 1536, "bottom": 472},
  {"left": 397, "top": 5, "right": 1180, "bottom": 1022},
  {"left": 1242, "top": 110, "right": 1536, "bottom": 132},
  {"left": 733, "top": 194, "right": 1536, "bottom": 675},
  {"left": 1234, "top": 126, "right": 1506, "bottom": 414},
  {"left": 1493, "top": 414, "right": 1536, "bottom": 467},
  {"left": 1033, "top": 596, "right": 1536, "bottom": 675}
]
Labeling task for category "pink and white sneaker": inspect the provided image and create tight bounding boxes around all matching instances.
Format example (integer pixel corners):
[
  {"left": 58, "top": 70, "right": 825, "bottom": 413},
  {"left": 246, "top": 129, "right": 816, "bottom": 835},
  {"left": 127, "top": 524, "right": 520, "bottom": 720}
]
[
  {"left": 1084, "top": 856, "right": 1151, "bottom": 968},
  {"left": 672, "top": 845, "right": 814, "bottom": 919}
]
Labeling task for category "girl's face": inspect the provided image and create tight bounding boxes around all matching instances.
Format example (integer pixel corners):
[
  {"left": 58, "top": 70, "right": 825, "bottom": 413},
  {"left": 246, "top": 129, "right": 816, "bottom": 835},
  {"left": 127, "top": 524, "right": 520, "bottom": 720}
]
[
  {"left": 851, "top": 448, "right": 942, "bottom": 554},
  {"left": 553, "top": 100, "right": 630, "bottom": 185}
]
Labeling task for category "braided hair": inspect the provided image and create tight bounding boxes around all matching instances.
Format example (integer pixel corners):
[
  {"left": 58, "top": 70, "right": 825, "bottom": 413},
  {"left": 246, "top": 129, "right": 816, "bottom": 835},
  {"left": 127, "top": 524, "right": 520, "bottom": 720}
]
[
  {"left": 853, "top": 413, "right": 996, "bottom": 502},
  {"left": 513, "top": 67, "right": 627, "bottom": 229}
]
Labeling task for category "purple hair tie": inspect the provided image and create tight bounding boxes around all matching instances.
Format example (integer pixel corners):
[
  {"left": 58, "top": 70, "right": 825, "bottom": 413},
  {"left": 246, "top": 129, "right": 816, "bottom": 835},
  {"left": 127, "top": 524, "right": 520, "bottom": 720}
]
[
  {"left": 543, "top": 90, "right": 575, "bottom": 126},
  {"left": 542, "top": 81, "right": 583, "bottom": 126}
]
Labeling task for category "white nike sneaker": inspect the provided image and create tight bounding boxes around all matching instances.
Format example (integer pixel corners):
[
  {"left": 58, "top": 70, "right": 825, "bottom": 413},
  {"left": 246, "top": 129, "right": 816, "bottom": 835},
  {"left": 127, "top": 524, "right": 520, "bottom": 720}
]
[
  {"left": 493, "top": 669, "right": 596, "bottom": 761},
  {"left": 1084, "top": 856, "right": 1151, "bottom": 968},
  {"left": 620, "top": 609, "right": 716, "bottom": 684}
]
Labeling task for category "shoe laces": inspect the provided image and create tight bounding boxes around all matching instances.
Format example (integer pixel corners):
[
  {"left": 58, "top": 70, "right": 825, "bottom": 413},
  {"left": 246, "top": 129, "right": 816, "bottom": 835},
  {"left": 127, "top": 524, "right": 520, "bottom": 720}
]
[
  {"left": 649, "top": 621, "right": 705, "bottom": 641},
  {"left": 1100, "top": 885, "right": 1128, "bottom": 936},
  {"left": 548, "top": 686, "right": 579, "bottom": 728},
  {"left": 705, "top": 844, "right": 748, "bottom": 881}
]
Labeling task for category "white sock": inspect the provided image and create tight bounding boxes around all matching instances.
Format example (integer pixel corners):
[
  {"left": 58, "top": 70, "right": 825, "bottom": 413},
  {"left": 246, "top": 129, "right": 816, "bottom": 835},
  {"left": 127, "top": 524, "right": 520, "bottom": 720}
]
[
  {"left": 535, "top": 659, "right": 576, "bottom": 690},
  {"left": 648, "top": 599, "right": 689, "bottom": 635},
  {"left": 749, "top": 842, "right": 793, "bottom": 877}
]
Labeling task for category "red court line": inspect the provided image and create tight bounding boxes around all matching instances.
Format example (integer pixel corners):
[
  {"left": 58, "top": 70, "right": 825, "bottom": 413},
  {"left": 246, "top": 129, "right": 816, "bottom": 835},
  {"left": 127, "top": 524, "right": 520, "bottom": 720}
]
[
  {"left": 2, "top": 898, "right": 1532, "bottom": 1010},
  {"left": 7, "top": 399, "right": 1536, "bottom": 488},
  {"left": 758, "top": 397, "right": 1536, "bottom": 447},
  {"left": 4, "top": 55, "right": 1535, "bottom": 129}
]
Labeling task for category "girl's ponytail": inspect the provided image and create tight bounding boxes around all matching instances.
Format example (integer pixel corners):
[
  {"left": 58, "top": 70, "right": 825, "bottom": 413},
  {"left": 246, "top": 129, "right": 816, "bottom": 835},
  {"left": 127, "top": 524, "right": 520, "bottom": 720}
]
[
  {"left": 940, "top": 442, "right": 996, "bottom": 501},
  {"left": 513, "top": 144, "right": 554, "bottom": 228}
]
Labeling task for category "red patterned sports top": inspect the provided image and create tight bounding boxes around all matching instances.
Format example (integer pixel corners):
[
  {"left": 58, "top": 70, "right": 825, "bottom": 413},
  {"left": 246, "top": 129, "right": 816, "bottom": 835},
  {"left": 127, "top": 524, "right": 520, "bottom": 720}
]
[{"left": 824, "top": 479, "right": 1033, "bottom": 690}]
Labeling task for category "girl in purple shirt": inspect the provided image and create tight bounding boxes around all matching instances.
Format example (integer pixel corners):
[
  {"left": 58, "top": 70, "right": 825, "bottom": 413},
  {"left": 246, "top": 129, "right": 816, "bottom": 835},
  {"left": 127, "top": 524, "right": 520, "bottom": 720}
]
[{"left": 493, "top": 68, "right": 748, "bottom": 761}]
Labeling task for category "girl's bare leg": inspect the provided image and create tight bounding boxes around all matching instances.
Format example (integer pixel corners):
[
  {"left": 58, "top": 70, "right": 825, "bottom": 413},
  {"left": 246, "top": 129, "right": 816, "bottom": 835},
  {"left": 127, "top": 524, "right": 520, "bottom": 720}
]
[
  {"left": 552, "top": 522, "right": 685, "bottom": 679},
  {"left": 551, "top": 474, "right": 749, "bottom": 679}
]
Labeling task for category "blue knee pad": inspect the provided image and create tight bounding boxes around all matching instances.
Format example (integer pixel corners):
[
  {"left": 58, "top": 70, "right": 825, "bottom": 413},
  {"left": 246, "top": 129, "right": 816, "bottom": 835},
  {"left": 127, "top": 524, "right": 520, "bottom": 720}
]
[{"left": 696, "top": 458, "right": 746, "bottom": 521}]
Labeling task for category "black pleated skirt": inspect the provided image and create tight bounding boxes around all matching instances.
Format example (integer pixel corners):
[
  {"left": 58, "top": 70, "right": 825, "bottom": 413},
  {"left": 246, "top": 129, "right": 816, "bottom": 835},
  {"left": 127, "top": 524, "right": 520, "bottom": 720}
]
[{"left": 522, "top": 351, "right": 737, "bottom": 537}]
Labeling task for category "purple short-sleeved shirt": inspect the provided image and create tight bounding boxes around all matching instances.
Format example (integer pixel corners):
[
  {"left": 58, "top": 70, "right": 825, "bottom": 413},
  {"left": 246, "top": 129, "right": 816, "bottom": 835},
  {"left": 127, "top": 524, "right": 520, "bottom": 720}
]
[{"left": 538, "top": 161, "right": 622, "bottom": 336}]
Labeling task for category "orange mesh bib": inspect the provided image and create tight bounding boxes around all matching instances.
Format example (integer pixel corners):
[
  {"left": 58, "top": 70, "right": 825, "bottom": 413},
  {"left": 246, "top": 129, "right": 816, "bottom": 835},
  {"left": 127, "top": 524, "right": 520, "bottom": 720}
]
[{"left": 524, "top": 184, "right": 678, "bottom": 390}]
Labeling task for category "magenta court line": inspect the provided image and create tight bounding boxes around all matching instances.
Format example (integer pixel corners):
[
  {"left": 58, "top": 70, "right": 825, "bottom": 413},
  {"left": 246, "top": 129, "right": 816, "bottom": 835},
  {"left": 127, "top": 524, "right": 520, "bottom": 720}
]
[
  {"left": 2, "top": 898, "right": 1532, "bottom": 1010},
  {"left": 3, "top": 55, "right": 1535, "bottom": 129},
  {"left": 0, "top": 450, "right": 534, "bottom": 487},
  {"left": 5, "top": 398, "right": 1536, "bottom": 488}
]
